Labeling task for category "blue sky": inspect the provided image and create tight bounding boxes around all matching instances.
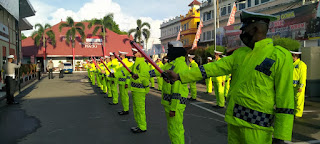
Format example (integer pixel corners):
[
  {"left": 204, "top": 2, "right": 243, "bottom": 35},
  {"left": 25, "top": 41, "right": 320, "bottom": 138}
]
[{"left": 25, "top": 0, "right": 194, "bottom": 48}]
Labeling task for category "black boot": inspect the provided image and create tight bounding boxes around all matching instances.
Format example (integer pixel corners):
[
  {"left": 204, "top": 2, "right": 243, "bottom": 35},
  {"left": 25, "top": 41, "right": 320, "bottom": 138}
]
[{"left": 118, "top": 111, "right": 129, "bottom": 115}]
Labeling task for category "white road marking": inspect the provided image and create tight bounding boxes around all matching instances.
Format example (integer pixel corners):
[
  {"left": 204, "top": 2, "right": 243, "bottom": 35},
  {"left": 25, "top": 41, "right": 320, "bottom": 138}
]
[
  {"left": 190, "top": 102, "right": 225, "bottom": 118},
  {"left": 285, "top": 140, "right": 320, "bottom": 144},
  {"left": 303, "top": 110, "right": 316, "bottom": 113}
]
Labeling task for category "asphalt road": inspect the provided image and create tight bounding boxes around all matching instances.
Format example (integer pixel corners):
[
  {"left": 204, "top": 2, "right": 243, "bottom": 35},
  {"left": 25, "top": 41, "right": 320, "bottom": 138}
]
[{"left": 0, "top": 73, "right": 319, "bottom": 144}]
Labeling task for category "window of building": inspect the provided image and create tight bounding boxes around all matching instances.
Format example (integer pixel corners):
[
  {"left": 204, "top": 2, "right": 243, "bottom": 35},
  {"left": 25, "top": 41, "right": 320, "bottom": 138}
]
[
  {"left": 239, "top": 3, "right": 245, "bottom": 10},
  {"left": 203, "top": 13, "right": 206, "bottom": 21},
  {"left": 228, "top": 4, "right": 231, "bottom": 14},
  {"left": 208, "top": 0, "right": 212, "bottom": 3},
  {"left": 207, "top": 31, "right": 211, "bottom": 40},
  {"left": 203, "top": 32, "right": 206, "bottom": 41},
  {"left": 212, "top": 30, "right": 214, "bottom": 40},
  {"left": 221, "top": 6, "right": 227, "bottom": 16},
  {"left": 255, "top": 0, "right": 259, "bottom": 5},
  {"left": 248, "top": 0, "right": 252, "bottom": 7},
  {"left": 184, "top": 24, "right": 186, "bottom": 30},
  {"left": 207, "top": 11, "right": 211, "bottom": 20},
  {"left": 261, "top": 0, "right": 270, "bottom": 3}
]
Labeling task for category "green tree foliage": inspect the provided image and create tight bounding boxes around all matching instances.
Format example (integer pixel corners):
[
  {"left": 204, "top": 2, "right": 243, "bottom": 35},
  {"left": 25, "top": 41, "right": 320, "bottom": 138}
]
[
  {"left": 31, "top": 23, "right": 56, "bottom": 47},
  {"left": 127, "top": 19, "right": 151, "bottom": 45},
  {"left": 83, "top": 16, "right": 127, "bottom": 35},
  {"left": 59, "top": 17, "right": 86, "bottom": 69},
  {"left": 21, "top": 33, "right": 27, "bottom": 40},
  {"left": 273, "top": 37, "right": 301, "bottom": 51}
]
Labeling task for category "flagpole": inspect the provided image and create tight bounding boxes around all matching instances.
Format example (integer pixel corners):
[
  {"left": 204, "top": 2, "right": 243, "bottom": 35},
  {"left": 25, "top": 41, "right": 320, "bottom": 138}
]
[{"left": 214, "top": 0, "right": 217, "bottom": 51}]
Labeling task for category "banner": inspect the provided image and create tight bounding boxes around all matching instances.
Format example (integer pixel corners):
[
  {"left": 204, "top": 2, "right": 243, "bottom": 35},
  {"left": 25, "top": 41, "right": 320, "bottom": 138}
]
[
  {"left": 191, "top": 20, "right": 203, "bottom": 49},
  {"left": 227, "top": 2, "right": 237, "bottom": 26},
  {"left": 176, "top": 28, "right": 181, "bottom": 41},
  {"left": 0, "top": 23, "right": 9, "bottom": 42}
]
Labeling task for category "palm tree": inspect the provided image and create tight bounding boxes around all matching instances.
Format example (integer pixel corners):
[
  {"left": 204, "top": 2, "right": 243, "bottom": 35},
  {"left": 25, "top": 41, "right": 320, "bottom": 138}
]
[
  {"left": 128, "top": 19, "right": 151, "bottom": 49},
  {"left": 31, "top": 23, "right": 56, "bottom": 72},
  {"left": 59, "top": 17, "right": 86, "bottom": 70},
  {"left": 88, "top": 13, "right": 114, "bottom": 57}
]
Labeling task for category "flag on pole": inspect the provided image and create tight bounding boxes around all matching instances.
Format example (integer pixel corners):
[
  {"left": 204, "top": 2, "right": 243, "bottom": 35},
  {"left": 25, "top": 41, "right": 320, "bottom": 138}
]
[
  {"left": 176, "top": 28, "right": 182, "bottom": 41},
  {"left": 191, "top": 20, "right": 203, "bottom": 50},
  {"left": 227, "top": 2, "right": 237, "bottom": 26},
  {"left": 162, "top": 45, "right": 165, "bottom": 53}
]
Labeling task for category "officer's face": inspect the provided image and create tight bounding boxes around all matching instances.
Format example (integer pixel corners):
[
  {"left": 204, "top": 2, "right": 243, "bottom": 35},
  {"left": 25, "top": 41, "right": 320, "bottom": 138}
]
[
  {"left": 240, "top": 23, "right": 256, "bottom": 48},
  {"left": 8, "top": 58, "right": 13, "bottom": 63}
]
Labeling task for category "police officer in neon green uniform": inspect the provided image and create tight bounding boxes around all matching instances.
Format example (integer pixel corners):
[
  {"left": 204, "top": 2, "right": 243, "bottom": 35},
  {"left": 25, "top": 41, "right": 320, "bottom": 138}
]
[
  {"left": 205, "top": 57, "right": 213, "bottom": 94},
  {"left": 109, "top": 52, "right": 119, "bottom": 105},
  {"left": 165, "top": 10, "right": 294, "bottom": 143},
  {"left": 104, "top": 57, "right": 112, "bottom": 98},
  {"left": 99, "top": 57, "right": 106, "bottom": 92},
  {"left": 89, "top": 60, "right": 96, "bottom": 85},
  {"left": 149, "top": 41, "right": 189, "bottom": 143},
  {"left": 187, "top": 54, "right": 198, "bottom": 101},
  {"left": 290, "top": 50, "right": 307, "bottom": 118},
  {"left": 156, "top": 58, "right": 164, "bottom": 91},
  {"left": 128, "top": 48, "right": 150, "bottom": 133},
  {"left": 212, "top": 50, "right": 226, "bottom": 108},
  {"left": 114, "top": 51, "right": 133, "bottom": 115}
]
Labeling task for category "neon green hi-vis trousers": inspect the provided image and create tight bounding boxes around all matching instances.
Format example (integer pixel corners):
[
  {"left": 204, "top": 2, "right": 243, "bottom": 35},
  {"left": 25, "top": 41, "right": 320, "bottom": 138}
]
[
  {"left": 132, "top": 91, "right": 147, "bottom": 130},
  {"left": 189, "top": 82, "right": 197, "bottom": 99},
  {"left": 91, "top": 72, "right": 95, "bottom": 85},
  {"left": 213, "top": 82, "right": 225, "bottom": 107},
  {"left": 150, "top": 77, "right": 155, "bottom": 88},
  {"left": 165, "top": 107, "right": 185, "bottom": 144},
  {"left": 294, "top": 86, "right": 305, "bottom": 117},
  {"left": 101, "top": 75, "right": 107, "bottom": 93},
  {"left": 228, "top": 124, "right": 272, "bottom": 144},
  {"left": 106, "top": 80, "right": 112, "bottom": 98},
  {"left": 95, "top": 72, "right": 101, "bottom": 87},
  {"left": 110, "top": 81, "right": 118, "bottom": 104},
  {"left": 119, "top": 84, "right": 129, "bottom": 111},
  {"left": 224, "top": 80, "right": 230, "bottom": 98},
  {"left": 205, "top": 77, "right": 212, "bottom": 93},
  {"left": 157, "top": 77, "right": 163, "bottom": 91}
]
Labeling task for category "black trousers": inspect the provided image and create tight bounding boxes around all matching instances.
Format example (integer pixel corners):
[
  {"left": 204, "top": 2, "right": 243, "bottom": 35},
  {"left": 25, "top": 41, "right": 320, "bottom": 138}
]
[
  {"left": 59, "top": 70, "right": 64, "bottom": 78},
  {"left": 5, "top": 76, "right": 16, "bottom": 103},
  {"left": 37, "top": 71, "right": 41, "bottom": 80},
  {"left": 48, "top": 69, "right": 53, "bottom": 79}
]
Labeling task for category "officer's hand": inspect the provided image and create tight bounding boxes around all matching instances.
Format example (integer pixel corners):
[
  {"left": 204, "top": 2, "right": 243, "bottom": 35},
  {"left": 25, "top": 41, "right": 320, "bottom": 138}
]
[
  {"left": 298, "top": 88, "right": 302, "bottom": 92},
  {"left": 169, "top": 111, "right": 176, "bottom": 117},
  {"left": 101, "top": 70, "right": 106, "bottom": 74},
  {"left": 132, "top": 74, "right": 139, "bottom": 80},
  {"left": 125, "top": 84, "right": 128, "bottom": 89},
  {"left": 110, "top": 73, "right": 114, "bottom": 77},
  {"left": 222, "top": 81, "right": 225, "bottom": 87},
  {"left": 272, "top": 138, "right": 285, "bottom": 144},
  {"left": 164, "top": 70, "right": 179, "bottom": 82}
]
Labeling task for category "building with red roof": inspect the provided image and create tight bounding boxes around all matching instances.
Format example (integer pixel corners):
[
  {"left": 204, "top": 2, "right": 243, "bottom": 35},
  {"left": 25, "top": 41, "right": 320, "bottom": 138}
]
[{"left": 22, "top": 21, "right": 134, "bottom": 71}]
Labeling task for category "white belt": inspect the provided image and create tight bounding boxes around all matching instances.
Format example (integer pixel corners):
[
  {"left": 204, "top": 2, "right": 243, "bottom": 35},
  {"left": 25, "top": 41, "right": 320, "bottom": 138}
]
[{"left": 5, "top": 74, "right": 15, "bottom": 79}]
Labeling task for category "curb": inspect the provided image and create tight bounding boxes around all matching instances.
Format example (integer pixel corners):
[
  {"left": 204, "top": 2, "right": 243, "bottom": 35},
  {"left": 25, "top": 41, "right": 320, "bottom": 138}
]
[{"left": 0, "top": 78, "right": 39, "bottom": 101}]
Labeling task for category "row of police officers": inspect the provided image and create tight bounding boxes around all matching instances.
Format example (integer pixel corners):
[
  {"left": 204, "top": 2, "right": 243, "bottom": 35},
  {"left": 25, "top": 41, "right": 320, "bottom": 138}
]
[{"left": 85, "top": 10, "right": 307, "bottom": 144}]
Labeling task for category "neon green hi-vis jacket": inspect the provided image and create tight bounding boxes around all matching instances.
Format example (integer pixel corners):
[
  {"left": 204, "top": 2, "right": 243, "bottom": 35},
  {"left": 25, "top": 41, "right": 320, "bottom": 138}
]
[
  {"left": 149, "top": 56, "right": 189, "bottom": 111},
  {"left": 212, "top": 57, "right": 225, "bottom": 82},
  {"left": 293, "top": 58, "right": 307, "bottom": 117},
  {"left": 108, "top": 58, "right": 119, "bottom": 83},
  {"left": 179, "top": 38, "right": 294, "bottom": 141},
  {"left": 122, "top": 57, "right": 150, "bottom": 93},
  {"left": 114, "top": 58, "right": 133, "bottom": 86}
]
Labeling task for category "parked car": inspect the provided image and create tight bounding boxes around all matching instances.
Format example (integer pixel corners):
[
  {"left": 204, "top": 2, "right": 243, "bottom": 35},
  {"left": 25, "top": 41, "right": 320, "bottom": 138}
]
[{"left": 63, "top": 62, "right": 73, "bottom": 74}]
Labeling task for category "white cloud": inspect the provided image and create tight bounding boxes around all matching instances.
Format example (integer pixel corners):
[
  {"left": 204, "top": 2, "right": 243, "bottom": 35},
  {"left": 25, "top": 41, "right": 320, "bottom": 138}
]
[{"left": 24, "top": 0, "right": 167, "bottom": 50}]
